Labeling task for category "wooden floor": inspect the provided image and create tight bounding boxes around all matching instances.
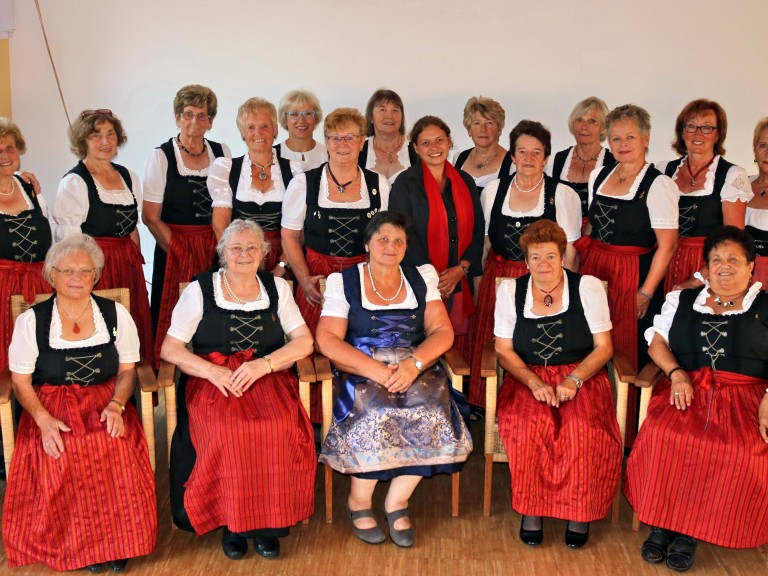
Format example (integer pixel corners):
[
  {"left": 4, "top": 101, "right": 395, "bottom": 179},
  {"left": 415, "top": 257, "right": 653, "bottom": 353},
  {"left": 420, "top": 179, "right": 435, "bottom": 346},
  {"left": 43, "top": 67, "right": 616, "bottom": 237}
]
[{"left": 0, "top": 395, "right": 766, "bottom": 576}]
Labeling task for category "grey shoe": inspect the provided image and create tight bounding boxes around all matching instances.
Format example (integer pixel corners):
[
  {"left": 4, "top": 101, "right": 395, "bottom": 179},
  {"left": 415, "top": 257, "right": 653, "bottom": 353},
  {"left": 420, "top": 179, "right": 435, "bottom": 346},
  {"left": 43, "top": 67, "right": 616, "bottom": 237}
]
[
  {"left": 347, "top": 505, "right": 386, "bottom": 544},
  {"left": 384, "top": 508, "right": 414, "bottom": 548}
]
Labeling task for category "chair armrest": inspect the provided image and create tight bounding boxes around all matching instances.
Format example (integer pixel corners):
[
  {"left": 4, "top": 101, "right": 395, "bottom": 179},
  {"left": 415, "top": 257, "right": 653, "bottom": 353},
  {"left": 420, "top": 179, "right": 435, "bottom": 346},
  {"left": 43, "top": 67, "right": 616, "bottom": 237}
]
[
  {"left": 157, "top": 360, "right": 177, "bottom": 389},
  {"left": 136, "top": 359, "right": 159, "bottom": 394},
  {"left": 0, "top": 367, "right": 12, "bottom": 405},
  {"left": 611, "top": 352, "right": 636, "bottom": 384},
  {"left": 480, "top": 340, "right": 497, "bottom": 378},
  {"left": 442, "top": 348, "right": 469, "bottom": 376},
  {"left": 296, "top": 355, "right": 315, "bottom": 382},
  {"left": 635, "top": 362, "right": 662, "bottom": 388},
  {"left": 313, "top": 353, "right": 333, "bottom": 382}
]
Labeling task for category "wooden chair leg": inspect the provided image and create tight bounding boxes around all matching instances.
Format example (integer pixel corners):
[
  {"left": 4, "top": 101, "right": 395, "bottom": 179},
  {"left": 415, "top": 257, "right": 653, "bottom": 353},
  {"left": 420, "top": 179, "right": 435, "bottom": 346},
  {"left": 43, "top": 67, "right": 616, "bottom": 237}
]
[
  {"left": 451, "top": 472, "right": 460, "bottom": 517},
  {"left": 632, "top": 512, "right": 641, "bottom": 531},
  {"left": 164, "top": 384, "right": 177, "bottom": 464},
  {"left": 611, "top": 486, "right": 621, "bottom": 524},
  {"left": 483, "top": 454, "right": 494, "bottom": 517},
  {"left": 140, "top": 390, "right": 156, "bottom": 472},
  {"left": 1, "top": 402, "right": 15, "bottom": 478},
  {"left": 325, "top": 464, "right": 334, "bottom": 524}
]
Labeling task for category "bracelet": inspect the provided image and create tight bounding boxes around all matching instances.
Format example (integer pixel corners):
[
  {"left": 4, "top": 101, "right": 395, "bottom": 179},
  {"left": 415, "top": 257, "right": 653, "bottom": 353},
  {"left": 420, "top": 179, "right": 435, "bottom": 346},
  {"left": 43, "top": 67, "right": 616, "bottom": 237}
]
[
  {"left": 765, "top": 387, "right": 768, "bottom": 395},
  {"left": 667, "top": 366, "right": 683, "bottom": 379},
  {"left": 263, "top": 355, "right": 274, "bottom": 373},
  {"left": 565, "top": 374, "right": 583, "bottom": 388},
  {"left": 109, "top": 398, "right": 126, "bottom": 413},
  {"left": 458, "top": 263, "right": 470, "bottom": 276},
  {"left": 638, "top": 289, "right": 652, "bottom": 302}
]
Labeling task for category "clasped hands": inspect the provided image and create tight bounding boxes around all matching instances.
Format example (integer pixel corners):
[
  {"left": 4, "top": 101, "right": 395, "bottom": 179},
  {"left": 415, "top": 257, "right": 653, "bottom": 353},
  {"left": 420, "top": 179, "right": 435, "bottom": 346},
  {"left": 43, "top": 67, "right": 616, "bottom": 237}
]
[
  {"left": 528, "top": 377, "right": 578, "bottom": 408},
  {"left": 372, "top": 359, "right": 420, "bottom": 393},
  {"left": 207, "top": 359, "right": 271, "bottom": 397}
]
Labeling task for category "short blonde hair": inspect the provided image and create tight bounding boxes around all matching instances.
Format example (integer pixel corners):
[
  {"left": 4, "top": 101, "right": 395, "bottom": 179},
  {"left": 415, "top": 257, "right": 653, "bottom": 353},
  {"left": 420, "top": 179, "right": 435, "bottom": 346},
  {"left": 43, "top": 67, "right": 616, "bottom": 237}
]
[
  {"left": 43, "top": 234, "right": 105, "bottom": 285},
  {"left": 278, "top": 90, "right": 323, "bottom": 130},
  {"left": 236, "top": 98, "right": 278, "bottom": 138},
  {"left": 324, "top": 108, "right": 366, "bottom": 137},
  {"left": 568, "top": 97, "right": 609, "bottom": 142},
  {"left": 753, "top": 117, "right": 768, "bottom": 151},
  {"left": 173, "top": 84, "right": 219, "bottom": 119},
  {"left": 462, "top": 96, "right": 505, "bottom": 133},
  {"left": 0, "top": 117, "right": 26, "bottom": 154},
  {"left": 69, "top": 111, "right": 127, "bottom": 160},
  {"left": 216, "top": 219, "right": 270, "bottom": 268}
]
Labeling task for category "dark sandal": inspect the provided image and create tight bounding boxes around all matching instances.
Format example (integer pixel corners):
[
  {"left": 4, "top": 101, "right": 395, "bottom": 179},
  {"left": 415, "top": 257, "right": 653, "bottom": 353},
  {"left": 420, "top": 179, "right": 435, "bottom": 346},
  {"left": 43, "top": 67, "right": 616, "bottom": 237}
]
[
  {"left": 641, "top": 527, "right": 675, "bottom": 564},
  {"left": 384, "top": 507, "right": 415, "bottom": 548},
  {"left": 346, "top": 505, "right": 386, "bottom": 545},
  {"left": 666, "top": 535, "right": 698, "bottom": 572}
]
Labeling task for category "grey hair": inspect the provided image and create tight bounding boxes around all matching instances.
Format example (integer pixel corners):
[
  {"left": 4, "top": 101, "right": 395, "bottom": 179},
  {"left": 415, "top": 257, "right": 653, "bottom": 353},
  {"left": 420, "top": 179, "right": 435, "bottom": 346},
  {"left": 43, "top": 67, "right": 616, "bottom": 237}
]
[
  {"left": 43, "top": 234, "right": 105, "bottom": 285},
  {"left": 606, "top": 104, "right": 652, "bottom": 136},
  {"left": 568, "top": 96, "right": 610, "bottom": 142},
  {"left": 216, "top": 219, "right": 271, "bottom": 268}
]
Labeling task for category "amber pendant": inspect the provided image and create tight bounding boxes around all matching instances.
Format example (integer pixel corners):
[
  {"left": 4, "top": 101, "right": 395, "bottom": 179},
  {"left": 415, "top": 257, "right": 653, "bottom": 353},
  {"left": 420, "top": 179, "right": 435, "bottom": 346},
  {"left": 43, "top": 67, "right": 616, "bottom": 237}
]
[
  {"left": 72, "top": 321, "right": 81, "bottom": 334},
  {"left": 544, "top": 295, "right": 553, "bottom": 307}
]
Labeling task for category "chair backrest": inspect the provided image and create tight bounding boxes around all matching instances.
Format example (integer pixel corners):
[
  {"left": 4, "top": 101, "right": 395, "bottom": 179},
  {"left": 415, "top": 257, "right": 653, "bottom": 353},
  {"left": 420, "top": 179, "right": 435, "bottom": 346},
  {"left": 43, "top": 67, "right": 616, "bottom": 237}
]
[{"left": 10, "top": 288, "right": 131, "bottom": 323}]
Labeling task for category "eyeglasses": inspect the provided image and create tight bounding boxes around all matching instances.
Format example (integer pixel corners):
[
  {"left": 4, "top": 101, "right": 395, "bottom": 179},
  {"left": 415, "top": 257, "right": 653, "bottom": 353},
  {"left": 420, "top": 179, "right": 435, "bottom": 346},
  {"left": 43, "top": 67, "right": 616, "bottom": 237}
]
[
  {"left": 326, "top": 134, "right": 362, "bottom": 145},
  {"left": 286, "top": 110, "right": 317, "bottom": 119},
  {"left": 179, "top": 111, "right": 211, "bottom": 122},
  {"left": 53, "top": 267, "right": 96, "bottom": 279},
  {"left": 80, "top": 109, "right": 113, "bottom": 120},
  {"left": 683, "top": 123, "right": 717, "bottom": 135},
  {"left": 225, "top": 245, "right": 261, "bottom": 256}
]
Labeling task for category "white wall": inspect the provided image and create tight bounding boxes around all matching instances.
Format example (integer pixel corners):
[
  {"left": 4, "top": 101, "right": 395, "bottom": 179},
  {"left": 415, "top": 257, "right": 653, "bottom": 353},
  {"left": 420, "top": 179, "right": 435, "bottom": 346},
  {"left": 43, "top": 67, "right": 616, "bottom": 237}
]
[{"left": 8, "top": 0, "right": 768, "bottom": 212}]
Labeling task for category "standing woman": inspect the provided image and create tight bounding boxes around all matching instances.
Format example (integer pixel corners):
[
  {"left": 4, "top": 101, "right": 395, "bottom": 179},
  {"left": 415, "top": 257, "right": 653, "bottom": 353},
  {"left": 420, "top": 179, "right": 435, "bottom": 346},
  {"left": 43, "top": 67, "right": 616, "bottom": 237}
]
[
  {"left": 467, "top": 120, "right": 581, "bottom": 407},
  {"left": 578, "top": 104, "right": 678, "bottom": 444},
  {"left": 281, "top": 108, "right": 390, "bottom": 335},
  {"left": 275, "top": 89, "right": 327, "bottom": 171},
  {"left": 208, "top": 97, "right": 297, "bottom": 274},
  {"left": 550, "top": 97, "right": 616, "bottom": 227},
  {"left": 747, "top": 117, "right": 768, "bottom": 287},
  {"left": 659, "top": 99, "right": 752, "bottom": 291},
  {"left": 0, "top": 118, "right": 53, "bottom": 373},
  {"left": 142, "top": 85, "right": 230, "bottom": 368},
  {"left": 53, "top": 109, "right": 154, "bottom": 366},
  {"left": 389, "top": 116, "right": 484, "bottom": 358},
  {"left": 452, "top": 96, "right": 512, "bottom": 192},
  {"left": 360, "top": 89, "right": 418, "bottom": 183}
]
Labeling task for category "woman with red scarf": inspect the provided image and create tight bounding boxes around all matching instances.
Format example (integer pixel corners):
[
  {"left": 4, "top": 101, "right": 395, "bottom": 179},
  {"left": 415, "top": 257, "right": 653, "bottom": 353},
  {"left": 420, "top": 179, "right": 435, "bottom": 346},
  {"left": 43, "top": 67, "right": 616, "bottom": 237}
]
[{"left": 389, "top": 116, "right": 484, "bottom": 358}]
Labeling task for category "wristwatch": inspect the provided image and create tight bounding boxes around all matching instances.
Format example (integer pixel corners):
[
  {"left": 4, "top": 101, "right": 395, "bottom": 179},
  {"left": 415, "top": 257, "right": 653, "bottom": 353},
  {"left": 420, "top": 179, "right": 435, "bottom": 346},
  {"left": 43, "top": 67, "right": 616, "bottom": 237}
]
[{"left": 411, "top": 356, "right": 423, "bottom": 371}]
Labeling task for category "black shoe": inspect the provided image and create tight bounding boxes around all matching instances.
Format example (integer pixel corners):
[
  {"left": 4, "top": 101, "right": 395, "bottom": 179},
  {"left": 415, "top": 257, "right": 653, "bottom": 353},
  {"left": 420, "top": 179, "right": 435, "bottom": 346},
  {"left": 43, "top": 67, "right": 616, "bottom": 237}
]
[
  {"left": 519, "top": 516, "right": 543, "bottom": 546},
  {"left": 221, "top": 529, "right": 248, "bottom": 560},
  {"left": 253, "top": 537, "right": 280, "bottom": 559},
  {"left": 83, "top": 564, "right": 104, "bottom": 573},
  {"left": 666, "top": 535, "right": 697, "bottom": 572},
  {"left": 108, "top": 559, "right": 128, "bottom": 573},
  {"left": 565, "top": 522, "right": 590, "bottom": 548},
  {"left": 641, "top": 526, "right": 676, "bottom": 564}
]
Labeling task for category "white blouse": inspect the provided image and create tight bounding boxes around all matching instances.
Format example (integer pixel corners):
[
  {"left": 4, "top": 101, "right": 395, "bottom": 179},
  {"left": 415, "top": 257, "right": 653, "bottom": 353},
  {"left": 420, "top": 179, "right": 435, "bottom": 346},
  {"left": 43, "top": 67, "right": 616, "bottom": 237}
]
[
  {"left": 206, "top": 155, "right": 300, "bottom": 208},
  {"left": 587, "top": 163, "right": 680, "bottom": 229},
  {"left": 656, "top": 156, "right": 753, "bottom": 202},
  {"left": 645, "top": 282, "right": 763, "bottom": 345},
  {"left": 276, "top": 140, "right": 328, "bottom": 172},
  {"left": 549, "top": 147, "right": 611, "bottom": 182},
  {"left": 142, "top": 139, "right": 232, "bottom": 204},
  {"left": 281, "top": 170, "right": 391, "bottom": 231},
  {"left": 363, "top": 138, "right": 412, "bottom": 184},
  {"left": 53, "top": 168, "right": 143, "bottom": 241},
  {"left": 0, "top": 180, "right": 49, "bottom": 216},
  {"left": 452, "top": 149, "right": 514, "bottom": 189},
  {"left": 746, "top": 175, "right": 768, "bottom": 231},
  {"left": 321, "top": 263, "right": 441, "bottom": 318},
  {"left": 480, "top": 179, "right": 583, "bottom": 242},
  {"left": 167, "top": 272, "right": 305, "bottom": 343},
  {"left": 9, "top": 298, "right": 140, "bottom": 374},
  {"left": 494, "top": 273, "right": 612, "bottom": 338}
]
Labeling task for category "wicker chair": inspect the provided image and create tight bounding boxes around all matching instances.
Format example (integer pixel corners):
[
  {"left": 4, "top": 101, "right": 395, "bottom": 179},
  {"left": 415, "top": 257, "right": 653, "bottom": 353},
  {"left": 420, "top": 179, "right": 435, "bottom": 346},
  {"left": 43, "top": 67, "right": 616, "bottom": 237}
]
[
  {"left": 314, "top": 279, "right": 471, "bottom": 524},
  {"left": 0, "top": 288, "right": 160, "bottom": 476},
  {"left": 480, "top": 277, "right": 634, "bottom": 520}
]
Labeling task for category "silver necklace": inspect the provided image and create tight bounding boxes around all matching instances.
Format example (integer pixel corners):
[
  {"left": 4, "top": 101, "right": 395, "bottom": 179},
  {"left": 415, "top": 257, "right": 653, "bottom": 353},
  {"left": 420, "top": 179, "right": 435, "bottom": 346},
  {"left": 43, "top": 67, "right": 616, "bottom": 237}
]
[
  {"left": 512, "top": 174, "right": 544, "bottom": 193},
  {"left": 367, "top": 264, "right": 405, "bottom": 302},
  {"left": 472, "top": 147, "right": 497, "bottom": 170},
  {"left": 250, "top": 154, "right": 273, "bottom": 181},
  {"left": 221, "top": 271, "right": 261, "bottom": 305},
  {"left": 711, "top": 288, "right": 746, "bottom": 308}
]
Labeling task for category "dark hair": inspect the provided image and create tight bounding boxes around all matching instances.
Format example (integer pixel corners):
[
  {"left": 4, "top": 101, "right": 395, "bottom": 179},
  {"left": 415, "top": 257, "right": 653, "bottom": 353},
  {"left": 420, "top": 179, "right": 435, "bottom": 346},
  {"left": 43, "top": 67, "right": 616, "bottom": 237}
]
[
  {"left": 409, "top": 115, "right": 452, "bottom": 146},
  {"left": 508, "top": 120, "right": 552, "bottom": 158},
  {"left": 363, "top": 211, "right": 414, "bottom": 247},
  {"left": 703, "top": 225, "right": 756, "bottom": 264},
  {"left": 365, "top": 89, "right": 406, "bottom": 137},
  {"left": 519, "top": 219, "right": 567, "bottom": 259},
  {"left": 672, "top": 99, "right": 727, "bottom": 157},
  {"left": 173, "top": 84, "right": 219, "bottom": 119},
  {"left": 69, "top": 111, "right": 127, "bottom": 160}
]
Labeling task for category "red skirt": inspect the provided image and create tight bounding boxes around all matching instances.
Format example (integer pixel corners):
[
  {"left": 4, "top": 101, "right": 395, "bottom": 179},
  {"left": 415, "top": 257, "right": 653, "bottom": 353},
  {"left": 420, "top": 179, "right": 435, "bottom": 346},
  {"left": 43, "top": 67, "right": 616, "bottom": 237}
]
[
  {"left": 95, "top": 236, "right": 154, "bottom": 367},
  {"left": 753, "top": 255, "right": 768, "bottom": 290},
  {"left": 664, "top": 236, "right": 705, "bottom": 293},
  {"left": 497, "top": 363, "right": 622, "bottom": 521},
  {"left": 153, "top": 224, "right": 216, "bottom": 369},
  {"left": 1, "top": 381, "right": 157, "bottom": 570},
  {"left": 0, "top": 260, "right": 52, "bottom": 370},
  {"left": 624, "top": 368, "right": 768, "bottom": 548},
  {"left": 467, "top": 251, "right": 528, "bottom": 406},
  {"left": 262, "top": 230, "right": 283, "bottom": 272},
  {"left": 184, "top": 353, "right": 316, "bottom": 534}
]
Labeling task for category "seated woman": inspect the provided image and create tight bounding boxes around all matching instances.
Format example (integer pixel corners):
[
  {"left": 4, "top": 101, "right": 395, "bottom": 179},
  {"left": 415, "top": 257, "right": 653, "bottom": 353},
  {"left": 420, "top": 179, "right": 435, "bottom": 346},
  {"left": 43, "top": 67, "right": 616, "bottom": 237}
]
[
  {"left": 494, "top": 220, "right": 621, "bottom": 548},
  {"left": 2, "top": 234, "right": 157, "bottom": 573},
  {"left": 161, "top": 219, "right": 316, "bottom": 561},
  {"left": 318, "top": 211, "right": 472, "bottom": 548},
  {"left": 625, "top": 226, "right": 768, "bottom": 572}
]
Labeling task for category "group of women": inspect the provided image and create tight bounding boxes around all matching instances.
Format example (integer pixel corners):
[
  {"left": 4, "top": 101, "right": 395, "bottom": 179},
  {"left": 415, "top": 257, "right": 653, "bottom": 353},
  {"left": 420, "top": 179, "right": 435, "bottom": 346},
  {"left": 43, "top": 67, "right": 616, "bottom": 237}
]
[{"left": 1, "top": 84, "right": 767, "bottom": 572}]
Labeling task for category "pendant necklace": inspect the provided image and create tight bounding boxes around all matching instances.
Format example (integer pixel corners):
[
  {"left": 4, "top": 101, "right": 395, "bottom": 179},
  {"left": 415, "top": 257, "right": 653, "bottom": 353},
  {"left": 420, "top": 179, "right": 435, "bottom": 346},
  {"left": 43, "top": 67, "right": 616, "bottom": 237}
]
[
  {"left": 327, "top": 164, "right": 359, "bottom": 194},
  {"left": 472, "top": 147, "right": 497, "bottom": 170},
  {"left": 367, "top": 264, "right": 405, "bottom": 302},
  {"left": 512, "top": 174, "right": 544, "bottom": 193},
  {"left": 537, "top": 275, "right": 564, "bottom": 307},
  {"left": 373, "top": 136, "right": 402, "bottom": 166},
  {"left": 176, "top": 136, "right": 207, "bottom": 158},
  {"left": 685, "top": 156, "right": 714, "bottom": 189},
  {"left": 711, "top": 287, "right": 746, "bottom": 308},
  {"left": 573, "top": 149, "right": 599, "bottom": 177},
  {"left": 58, "top": 299, "right": 92, "bottom": 334},
  {"left": 251, "top": 154, "right": 273, "bottom": 181}
]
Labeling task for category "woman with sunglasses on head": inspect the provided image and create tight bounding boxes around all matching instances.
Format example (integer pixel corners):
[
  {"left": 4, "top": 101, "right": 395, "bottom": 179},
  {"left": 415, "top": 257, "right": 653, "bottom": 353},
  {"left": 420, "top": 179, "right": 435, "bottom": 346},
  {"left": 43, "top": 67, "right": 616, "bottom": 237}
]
[
  {"left": 275, "top": 89, "right": 327, "bottom": 172},
  {"left": 657, "top": 99, "right": 752, "bottom": 292},
  {"left": 53, "top": 109, "right": 155, "bottom": 367},
  {"left": 142, "top": 85, "right": 230, "bottom": 369}
]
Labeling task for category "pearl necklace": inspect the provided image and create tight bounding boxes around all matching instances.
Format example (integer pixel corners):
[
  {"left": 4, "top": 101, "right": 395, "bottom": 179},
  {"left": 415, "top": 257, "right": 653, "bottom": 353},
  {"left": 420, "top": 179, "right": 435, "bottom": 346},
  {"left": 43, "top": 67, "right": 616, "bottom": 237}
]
[
  {"left": 512, "top": 174, "right": 544, "bottom": 193},
  {"left": 176, "top": 136, "right": 207, "bottom": 158},
  {"left": 221, "top": 271, "right": 261, "bottom": 305},
  {"left": 0, "top": 178, "right": 16, "bottom": 197},
  {"left": 367, "top": 264, "right": 405, "bottom": 302}
]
